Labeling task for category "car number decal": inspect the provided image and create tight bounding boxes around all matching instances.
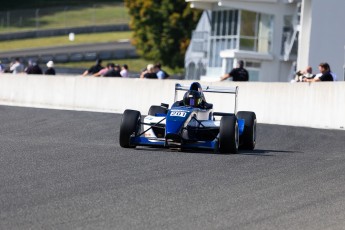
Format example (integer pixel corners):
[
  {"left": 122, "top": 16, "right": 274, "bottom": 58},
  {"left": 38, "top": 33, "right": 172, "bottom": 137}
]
[{"left": 170, "top": 111, "right": 187, "bottom": 117}]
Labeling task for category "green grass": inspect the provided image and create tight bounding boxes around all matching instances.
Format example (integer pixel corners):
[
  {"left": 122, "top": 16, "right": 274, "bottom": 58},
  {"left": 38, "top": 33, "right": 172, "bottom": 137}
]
[
  {"left": 2, "top": 0, "right": 121, "bottom": 10},
  {"left": 0, "top": 3, "right": 129, "bottom": 33},
  {"left": 0, "top": 31, "right": 132, "bottom": 51},
  {"left": 38, "top": 4, "right": 129, "bottom": 29}
]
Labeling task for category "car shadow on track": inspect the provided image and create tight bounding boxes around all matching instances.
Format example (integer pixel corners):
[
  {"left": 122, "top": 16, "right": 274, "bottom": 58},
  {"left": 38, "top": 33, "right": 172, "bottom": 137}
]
[
  {"left": 135, "top": 147, "right": 299, "bottom": 156},
  {"left": 238, "top": 149, "right": 300, "bottom": 156}
]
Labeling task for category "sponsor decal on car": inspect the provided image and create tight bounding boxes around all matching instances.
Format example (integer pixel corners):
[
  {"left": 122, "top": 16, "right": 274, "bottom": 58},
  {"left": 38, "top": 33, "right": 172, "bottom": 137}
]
[{"left": 170, "top": 111, "right": 187, "bottom": 117}]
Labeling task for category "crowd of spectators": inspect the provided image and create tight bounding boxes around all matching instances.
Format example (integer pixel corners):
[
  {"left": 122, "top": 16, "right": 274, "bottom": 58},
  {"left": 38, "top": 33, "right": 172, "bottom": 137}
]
[
  {"left": 1, "top": 57, "right": 174, "bottom": 79},
  {"left": 2, "top": 57, "right": 336, "bottom": 82},
  {"left": 139, "top": 63, "right": 169, "bottom": 79},
  {"left": 0, "top": 58, "right": 56, "bottom": 75},
  {"left": 0, "top": 58, "right": 132, "bottom": 78},
  {"left": 82, "top": 59, "right": 129, "bottom": 78},
  {"left": 292, "top": 62, "right": 336, "bottom": 82}
]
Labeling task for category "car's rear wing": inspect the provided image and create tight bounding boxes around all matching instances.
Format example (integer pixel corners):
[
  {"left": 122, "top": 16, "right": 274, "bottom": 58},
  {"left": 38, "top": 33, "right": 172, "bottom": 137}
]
[{"left": 174, "top": 83, "right": 239, "bottom": 113}]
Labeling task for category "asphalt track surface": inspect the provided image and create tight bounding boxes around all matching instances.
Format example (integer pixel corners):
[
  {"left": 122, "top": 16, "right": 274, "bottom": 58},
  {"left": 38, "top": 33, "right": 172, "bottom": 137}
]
[
  {"left": 0, "top": 41, "right": 134, "bottom": 58},
  {"left": 1, "top": 105, "right": 345, "bottom": 230}
]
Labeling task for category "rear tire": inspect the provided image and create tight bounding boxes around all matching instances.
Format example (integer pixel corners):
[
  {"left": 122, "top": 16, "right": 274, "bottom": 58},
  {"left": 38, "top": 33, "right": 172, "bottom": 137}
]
[
  {"left": 237, "top": 111, "right": 256, "bottom": 150},
  {"left": 219, "top": 115, "right": 239, "bottom": 154},
  {"left": 148, "top": 105, "right": 168, "bottom": 116},
  {"left": 119, "top": 110, "right": 141, "bottom": 148}
]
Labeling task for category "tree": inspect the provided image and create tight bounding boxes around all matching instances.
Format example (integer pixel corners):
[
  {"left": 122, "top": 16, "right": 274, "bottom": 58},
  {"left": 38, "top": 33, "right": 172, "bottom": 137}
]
[{"left": 124, "top": 0, "right": 201, "bottom": 69}]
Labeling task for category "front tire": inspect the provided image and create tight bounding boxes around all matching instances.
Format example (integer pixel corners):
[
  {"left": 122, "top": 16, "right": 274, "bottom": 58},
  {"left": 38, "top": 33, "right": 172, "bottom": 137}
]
[
  {"left": 119, "top": 110, "right": 141, "bottom": 148},
  {"left": 237, "top": 111, "right": 256, "bottom": 150},
  {"left": 219, "top": 115, "right": 239, "bottom": 154}
]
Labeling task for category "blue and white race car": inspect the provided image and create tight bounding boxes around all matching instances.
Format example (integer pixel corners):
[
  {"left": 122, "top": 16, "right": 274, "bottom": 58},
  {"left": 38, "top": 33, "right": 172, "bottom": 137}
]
[{"left": 119, "top": 82, "right": 256, "bottom": 154}]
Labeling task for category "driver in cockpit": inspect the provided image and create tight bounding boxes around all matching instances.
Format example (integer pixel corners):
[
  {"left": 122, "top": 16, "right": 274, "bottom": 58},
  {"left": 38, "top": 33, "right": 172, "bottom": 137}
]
[{"left": 180, "top": 82, "right": 213, "bottom": 109}]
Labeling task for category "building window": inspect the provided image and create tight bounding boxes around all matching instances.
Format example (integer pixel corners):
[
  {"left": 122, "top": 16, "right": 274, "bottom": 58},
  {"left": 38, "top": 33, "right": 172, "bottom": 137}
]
[
  {"left": 240, "top": 10, "right": 273, "bottom": 52},
  {"left": 281, "top": 15, "right": 298, "bottom": 57},
  {"left": 208, "top": 10, "right": 272, "bottom": 68},
  {"left": 245, "top": 61, "right": 261, "bottom": 81},
  {"left": 209, "top": 10, "right": 239, "bottom": 67},
  {"left": 191, "top": 31, "right": 208, "bottom": 53}
]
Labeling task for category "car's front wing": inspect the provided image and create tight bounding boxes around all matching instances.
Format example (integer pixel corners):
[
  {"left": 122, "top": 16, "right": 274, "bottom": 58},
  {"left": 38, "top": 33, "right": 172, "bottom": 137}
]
[{"left": 130, "top": 136, "right": 218, "bottom": 150}]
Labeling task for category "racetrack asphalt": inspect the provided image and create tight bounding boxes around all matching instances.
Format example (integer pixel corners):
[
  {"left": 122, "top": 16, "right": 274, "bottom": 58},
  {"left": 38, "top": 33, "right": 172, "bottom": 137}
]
[
  {"left": 0, "top": 41, "right": 134, "bottom": 59},
  {"left": 1, "top": 105, "right": 345, "bottom": 230}
]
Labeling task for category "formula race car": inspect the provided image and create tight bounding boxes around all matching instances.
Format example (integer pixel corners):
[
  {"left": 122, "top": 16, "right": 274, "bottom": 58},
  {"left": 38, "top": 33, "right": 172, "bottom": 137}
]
[{"left": 119, "top": 82, "right": 256, "bottom": 154}]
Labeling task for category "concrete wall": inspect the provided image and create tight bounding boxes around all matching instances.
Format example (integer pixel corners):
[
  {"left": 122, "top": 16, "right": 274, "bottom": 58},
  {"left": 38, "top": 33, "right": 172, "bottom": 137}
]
[{"left": 0, "top": 74, "right": 344, "bottom": 130}]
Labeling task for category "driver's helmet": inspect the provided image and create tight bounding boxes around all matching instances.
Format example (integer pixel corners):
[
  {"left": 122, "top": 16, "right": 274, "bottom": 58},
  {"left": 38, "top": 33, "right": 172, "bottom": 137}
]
[
  {"left": 189, "top": 82, "right": 206, "bottom": 102},
  {"left": 190, "top": 82, "right": 202, "bottom": 92},
  {"left": 183, "top": 90, "right": 203, "bottom": 107}
]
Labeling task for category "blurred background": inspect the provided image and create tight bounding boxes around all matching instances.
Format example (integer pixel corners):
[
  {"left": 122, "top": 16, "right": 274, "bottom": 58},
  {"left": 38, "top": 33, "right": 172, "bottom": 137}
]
[{"left": 0, "top": 0, "right": 200, "bottom": 78}]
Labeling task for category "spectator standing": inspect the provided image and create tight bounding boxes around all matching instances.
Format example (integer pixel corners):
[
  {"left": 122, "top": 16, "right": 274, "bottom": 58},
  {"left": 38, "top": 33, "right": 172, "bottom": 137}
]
[
  {"left": 10, "top": 58, "right": 24, "bottom": 74},
  {"left": 104, "top": 63, "right": 122, "bottom": 77},
  {"left": 154, "top": 63, "right": 169, "bottom": 79},
  {"left": 120, "top": 64, "right": 129, "bottom": 78},
  {"left": 83, "top": 59, "right": 103, "bottom": 76},
  {"left": 25, "top": 60, "right": 43, "bottom": 75},
  {"left": 303, "top": 62, "right": 333, "bottom": 82},
  {"left": 313, "top": 65, "right": 337, "bottom": 81},
  {"left": 93, "top": 63, "right": 111, "bottom": 77},
  {"left": 294, "top": 66, "right": 315, "bottom": 82},
  {"left": 140, "top": 64, "right": 157, "bottom": 79},
  {"left": 45, "top": 61, "right": 56, "bottom": 75},
  {"left": 220, "top": 60, "right": 249, "bottom": 81}
]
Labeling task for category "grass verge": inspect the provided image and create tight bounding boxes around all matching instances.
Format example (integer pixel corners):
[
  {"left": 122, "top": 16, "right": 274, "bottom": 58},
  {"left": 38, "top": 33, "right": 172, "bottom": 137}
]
[
  {"left": 0, "top": 3, "right": 129, "bottom": 33},
  {"left": 0, "top": 31, "right": 132, "bottom": 51}
]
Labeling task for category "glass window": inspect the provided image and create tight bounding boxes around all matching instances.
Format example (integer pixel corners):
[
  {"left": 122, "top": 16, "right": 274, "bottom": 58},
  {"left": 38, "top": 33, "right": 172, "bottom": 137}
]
[
  {"left": 248, "top": 70, "right": 260, "bottom": 81},
  {"left": 232, "top": 11, "right": 238, "bottom": 36},
  {"left": 240, "top": 38, "right": 256, "bottom": 51},
  {"left": 258, "top": 14, "right": 273, "bottom": 53},
  {"left": 240, "top": 11, "right": 257, "bottom": 37},
  {"left": 210, "top": 9, "right": 239, "bottom": 38},
  {"left": 281, "top": 15, "right": 297, "bottom": 56},
  {"left": 216, "top": 11, "right": 221, "bottom": 36},
  {"left": 246, "top": 61, "right": 261, "bottom": 68},
  {"left": 209, "top": 9, "right": 239, "bottom": 68},
  {"left": 208, "top": 9, "right": 272, "bottom": 72},
  {"left": 222, "top": 10, "right": 228, "bottom": 36},
  {"left": 211, "top": 11, "right": 216, "bottom": 36},
  {"left": 239, "top": 10, "right": 273, "bottom": 53},
  {"left": 245, "top": 61, "right": 261, "bottom": 81},
  {"left": 227, "top": 11, "right": 233, "bottom": 35}
]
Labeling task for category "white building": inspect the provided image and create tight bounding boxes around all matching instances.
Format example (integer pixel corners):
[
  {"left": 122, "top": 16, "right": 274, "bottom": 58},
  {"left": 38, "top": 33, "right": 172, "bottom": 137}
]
[{"left": 185, "top": 0, "right": 345, "bottom": 82}]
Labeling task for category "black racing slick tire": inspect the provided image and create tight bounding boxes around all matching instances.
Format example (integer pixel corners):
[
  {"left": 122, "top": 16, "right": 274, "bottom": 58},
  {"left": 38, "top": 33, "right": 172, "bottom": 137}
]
[
  {"left": 219, "top": 115, "right": 239, "bottom": 154},
  {"left": 119, "top": 109, "right": 141, "bottom": 148},
  {"left": 148, "top": 105, "right": 168, "bottom": 116},
  {"left": 237, "top": 111, "right": 257, "bottom": 150}
]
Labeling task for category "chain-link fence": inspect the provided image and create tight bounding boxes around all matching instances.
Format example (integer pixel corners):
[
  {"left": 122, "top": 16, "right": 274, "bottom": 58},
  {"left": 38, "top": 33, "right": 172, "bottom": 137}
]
[{"left": 0, "top": 3, "right": 129, "bottom": 33}]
